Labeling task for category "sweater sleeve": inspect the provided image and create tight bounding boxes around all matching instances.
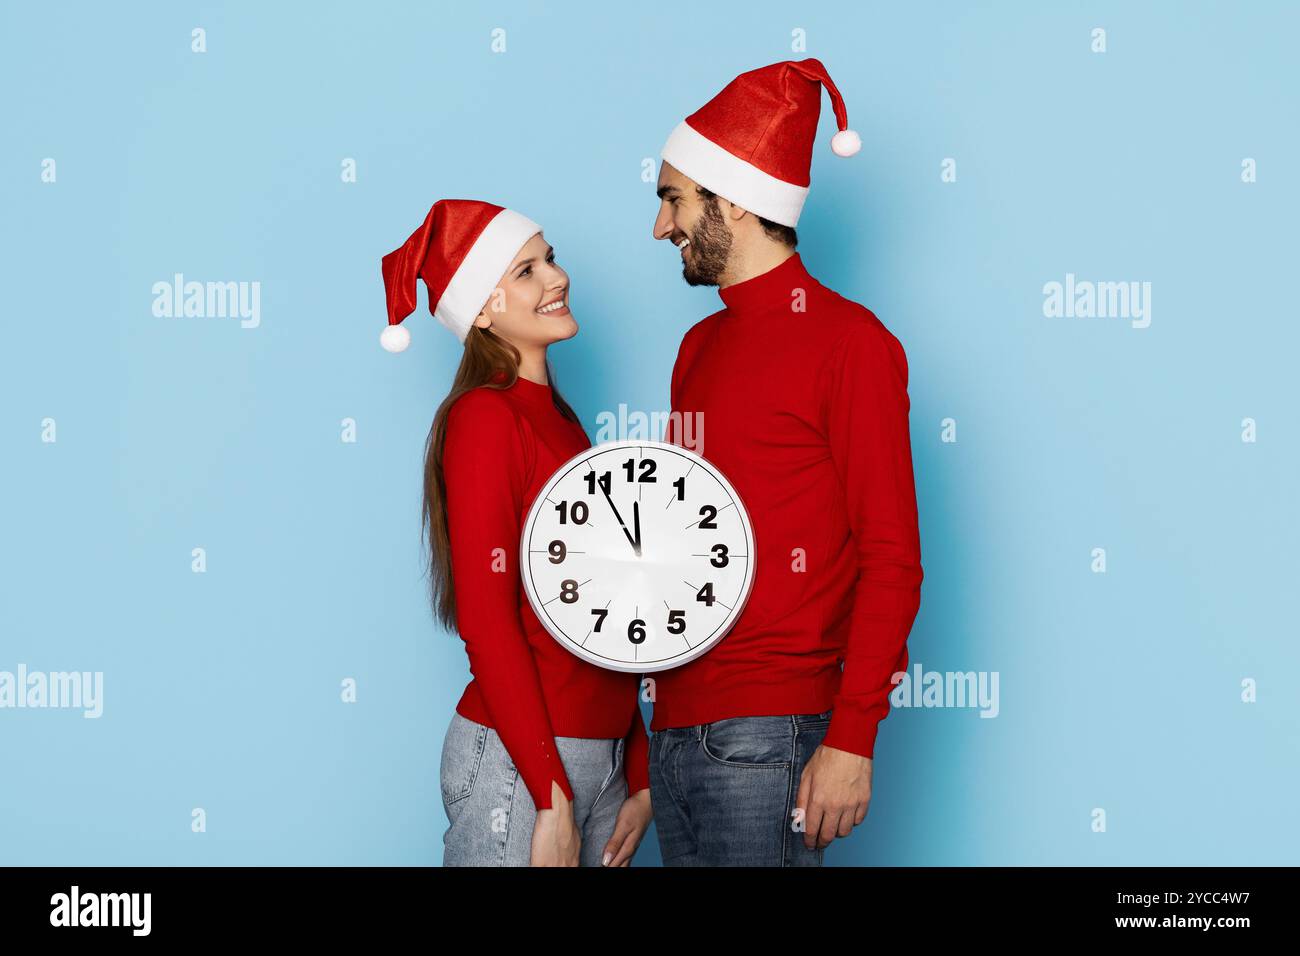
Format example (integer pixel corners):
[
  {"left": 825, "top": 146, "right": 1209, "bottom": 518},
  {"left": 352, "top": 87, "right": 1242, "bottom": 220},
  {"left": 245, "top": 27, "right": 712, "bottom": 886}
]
[
  {"left": 820, "top": 320, "right": 924, "bottom": 760},
  {"left": 443, "top": 390, "right": 575, "bottom": 810},
  {"left": 622, "top": 695, "right": 650, "bottom": 794}
]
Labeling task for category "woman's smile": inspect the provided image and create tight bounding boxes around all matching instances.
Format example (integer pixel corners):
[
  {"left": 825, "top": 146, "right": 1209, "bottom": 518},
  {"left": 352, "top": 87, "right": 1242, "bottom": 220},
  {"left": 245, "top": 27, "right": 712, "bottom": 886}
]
[{"left": 536, "top": 295, "right": 570, "bottom": 317}]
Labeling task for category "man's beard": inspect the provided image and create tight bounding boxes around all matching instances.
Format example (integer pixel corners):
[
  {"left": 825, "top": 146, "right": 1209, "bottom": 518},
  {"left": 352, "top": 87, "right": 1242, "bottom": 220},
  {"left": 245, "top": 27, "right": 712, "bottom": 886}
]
[{"left": 680, "top": 196, "right": 732, "bottom": 287}]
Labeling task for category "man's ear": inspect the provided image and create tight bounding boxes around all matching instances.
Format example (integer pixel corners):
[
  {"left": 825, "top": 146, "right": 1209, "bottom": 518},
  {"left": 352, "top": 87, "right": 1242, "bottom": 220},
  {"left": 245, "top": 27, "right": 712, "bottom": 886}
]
[{"left": 724, "top": 200, "right": 750, "bottom": 223}]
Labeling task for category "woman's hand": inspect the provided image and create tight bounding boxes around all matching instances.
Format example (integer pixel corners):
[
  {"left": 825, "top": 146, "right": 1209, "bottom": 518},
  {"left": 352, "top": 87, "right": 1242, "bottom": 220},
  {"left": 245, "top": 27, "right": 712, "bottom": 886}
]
[
  {"left": 530, "top": 780, "right": 581, "bottom": 867},
  {"left": 601, "top": 788, "right": 653, "bottom": 867}
]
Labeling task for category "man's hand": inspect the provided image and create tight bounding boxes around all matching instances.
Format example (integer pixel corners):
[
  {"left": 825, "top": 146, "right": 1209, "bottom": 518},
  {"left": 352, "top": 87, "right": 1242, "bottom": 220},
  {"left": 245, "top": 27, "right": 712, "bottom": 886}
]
[
  {"left": 601, "top": 788, "right": 652, "bottom": 867},
  {"left": 795, "top": 745, "right": 872, "bottom": 850},
  {"left": 530, "top": 780, "right": 581, "bottom": 866}
]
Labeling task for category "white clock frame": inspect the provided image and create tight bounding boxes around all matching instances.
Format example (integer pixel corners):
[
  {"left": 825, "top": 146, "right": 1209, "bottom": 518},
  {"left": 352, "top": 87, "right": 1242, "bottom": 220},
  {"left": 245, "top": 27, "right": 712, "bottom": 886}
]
[{"left": 519, "top": 438, "right": 756, "bottom": 673}]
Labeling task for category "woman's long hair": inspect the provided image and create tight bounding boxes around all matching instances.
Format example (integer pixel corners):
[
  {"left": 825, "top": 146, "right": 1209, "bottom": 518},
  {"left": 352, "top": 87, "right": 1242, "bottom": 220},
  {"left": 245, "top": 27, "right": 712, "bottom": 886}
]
[{"left": 422, "top": 326, "right": 582, "bottom": 632}]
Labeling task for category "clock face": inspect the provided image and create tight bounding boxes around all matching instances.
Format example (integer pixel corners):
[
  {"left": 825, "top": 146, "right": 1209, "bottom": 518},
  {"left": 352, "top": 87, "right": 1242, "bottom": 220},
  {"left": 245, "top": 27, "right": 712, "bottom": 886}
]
[{"left": 520, "top": 439, "right": 755, "bottom": 673}]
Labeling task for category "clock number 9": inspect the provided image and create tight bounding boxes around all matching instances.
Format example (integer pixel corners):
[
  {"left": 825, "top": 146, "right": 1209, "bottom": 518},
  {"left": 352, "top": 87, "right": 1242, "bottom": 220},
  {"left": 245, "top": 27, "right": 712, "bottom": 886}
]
[
  {"left": 628, "top": 619, "right": 646, "bottom": 644},
  {"left": 555, "top": 500, "right": 589, "bottom": 524},
  {"left": 548, "top": 540, "right": 566, "bottom": 564}
]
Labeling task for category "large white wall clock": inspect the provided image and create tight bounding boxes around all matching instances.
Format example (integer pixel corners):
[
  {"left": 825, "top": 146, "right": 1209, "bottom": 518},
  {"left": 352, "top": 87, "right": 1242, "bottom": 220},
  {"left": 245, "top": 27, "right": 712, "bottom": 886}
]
[{"left": 520, "top": 439, "right": 756, "bottom": 673}]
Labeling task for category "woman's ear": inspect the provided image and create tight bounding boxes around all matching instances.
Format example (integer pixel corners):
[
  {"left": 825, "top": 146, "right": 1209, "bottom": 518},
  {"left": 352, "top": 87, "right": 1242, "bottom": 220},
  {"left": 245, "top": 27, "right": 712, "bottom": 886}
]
[{"left": 472, "top": 311, "right": 492, "bottom": 331}]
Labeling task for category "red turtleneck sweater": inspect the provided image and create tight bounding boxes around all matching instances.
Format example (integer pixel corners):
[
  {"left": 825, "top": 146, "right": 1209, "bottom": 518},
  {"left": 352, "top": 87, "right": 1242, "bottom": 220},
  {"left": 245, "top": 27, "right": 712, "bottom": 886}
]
[
  {"left": 659, "top": 252, "right": 923, "bottom": 759},
  {"left": 443, "top": 370, "right": 649, "bottom": 810}
]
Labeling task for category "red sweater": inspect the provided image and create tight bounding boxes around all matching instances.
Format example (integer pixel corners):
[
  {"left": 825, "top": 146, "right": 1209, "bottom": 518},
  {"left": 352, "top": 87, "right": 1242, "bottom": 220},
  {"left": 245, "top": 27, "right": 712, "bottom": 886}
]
[
  {"left": 443, "top": 369, "right": 649, "bottom": 810},
  {"left": 658, "top": 252, "right": 923, "bottom": 759}
]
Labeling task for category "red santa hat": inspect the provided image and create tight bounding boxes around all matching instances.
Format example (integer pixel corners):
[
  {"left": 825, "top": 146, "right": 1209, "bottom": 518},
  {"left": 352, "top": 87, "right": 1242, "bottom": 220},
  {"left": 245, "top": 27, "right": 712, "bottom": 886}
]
[
  {"left": 660, "top": 58, "right": 860, "bottom": 228},
  {"left": 379, "top": 199, "right": 541, "bottom": 352}
]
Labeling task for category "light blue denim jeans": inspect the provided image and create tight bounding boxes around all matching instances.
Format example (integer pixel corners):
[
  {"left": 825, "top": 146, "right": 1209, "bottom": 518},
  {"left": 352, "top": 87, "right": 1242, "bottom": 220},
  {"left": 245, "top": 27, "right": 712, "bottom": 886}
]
[{"left": 439, "top": 710, "right": 628, "bottom": 866}]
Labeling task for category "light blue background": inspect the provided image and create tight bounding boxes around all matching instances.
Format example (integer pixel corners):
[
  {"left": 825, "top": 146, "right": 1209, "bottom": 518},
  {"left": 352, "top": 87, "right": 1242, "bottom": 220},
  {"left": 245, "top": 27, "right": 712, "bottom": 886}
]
[{"left": 2, "top": 1, "right": 1296, "bottom": 866}]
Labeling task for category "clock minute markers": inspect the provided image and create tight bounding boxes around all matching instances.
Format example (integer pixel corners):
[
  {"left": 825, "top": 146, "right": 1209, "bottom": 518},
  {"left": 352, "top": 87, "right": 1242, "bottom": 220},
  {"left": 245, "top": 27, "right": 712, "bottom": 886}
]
[
  {"left": 664, "top": 598, "right": 691, "bottom": 649},
  {"left": 683, "top": 578, "right": 731, "bottom": 607},
  {"left": 547, "top": 493, "right": 596, "bottom": 530},
  {"left": 665, "top": 462, "right": 694, "bottom": 510},
  {"left": 542, "top": 577, "right": 592, "bottom": 607},
  {"left": 685, "top": 500, "right": 734, "bottom": 530},
  {"left": 582, "top": 598, "right": 613, "bottom": 646}
]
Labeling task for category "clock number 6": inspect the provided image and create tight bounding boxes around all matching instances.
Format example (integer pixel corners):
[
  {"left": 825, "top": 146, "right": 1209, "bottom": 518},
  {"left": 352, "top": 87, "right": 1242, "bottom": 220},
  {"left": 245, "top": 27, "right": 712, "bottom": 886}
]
[{"left": 628, "top": 619, "right": 646, "bottom": 645}]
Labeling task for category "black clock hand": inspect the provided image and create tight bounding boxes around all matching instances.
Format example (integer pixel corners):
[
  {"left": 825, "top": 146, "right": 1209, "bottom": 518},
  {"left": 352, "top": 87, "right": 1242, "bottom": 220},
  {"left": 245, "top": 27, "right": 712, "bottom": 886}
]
[
  {"left": 598, "top": 480, "right": 640, "bottom": 555},
  {"left": 632, "top": 501, "right": 641, "bottom": 556}
]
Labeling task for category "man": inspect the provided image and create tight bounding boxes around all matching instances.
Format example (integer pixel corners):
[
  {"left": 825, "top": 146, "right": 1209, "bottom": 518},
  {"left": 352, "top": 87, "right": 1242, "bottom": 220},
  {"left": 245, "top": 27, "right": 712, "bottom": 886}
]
[{"left": 649, "top": 58, "right": 924, "bottom": 866}]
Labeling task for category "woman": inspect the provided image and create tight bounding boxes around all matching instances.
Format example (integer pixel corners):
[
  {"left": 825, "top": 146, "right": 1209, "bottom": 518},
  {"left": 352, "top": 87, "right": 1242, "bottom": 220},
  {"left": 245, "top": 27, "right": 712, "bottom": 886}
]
[{"left": 380, "top": 199, "right": 652, "bottom": 866}]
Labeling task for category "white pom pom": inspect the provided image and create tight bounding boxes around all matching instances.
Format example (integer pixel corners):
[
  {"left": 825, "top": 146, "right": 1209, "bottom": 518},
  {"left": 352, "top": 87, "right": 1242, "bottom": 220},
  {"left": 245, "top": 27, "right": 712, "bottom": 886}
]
[
  {"left": 831, "top": 128, "right": 861, "bottom": 157},
  {"left": 380, "top": 324, "right": 411, "bottom": 353}
]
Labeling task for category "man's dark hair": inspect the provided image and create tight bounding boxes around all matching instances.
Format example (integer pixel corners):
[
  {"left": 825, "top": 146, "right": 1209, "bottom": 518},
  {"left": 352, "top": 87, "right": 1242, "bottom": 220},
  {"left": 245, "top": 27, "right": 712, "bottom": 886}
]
[{"left": 694, "top": 185, "right": 797, "bottom": 249}]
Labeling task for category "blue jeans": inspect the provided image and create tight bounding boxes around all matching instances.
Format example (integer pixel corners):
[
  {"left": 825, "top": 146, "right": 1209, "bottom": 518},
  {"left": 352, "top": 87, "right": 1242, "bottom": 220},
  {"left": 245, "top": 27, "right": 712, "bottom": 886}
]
[
  {"left": 439, "top": 711, "right": 628, "bottom": 866},
  {"left": 649, "top": 710, "right": 833, "bottom": 866}
]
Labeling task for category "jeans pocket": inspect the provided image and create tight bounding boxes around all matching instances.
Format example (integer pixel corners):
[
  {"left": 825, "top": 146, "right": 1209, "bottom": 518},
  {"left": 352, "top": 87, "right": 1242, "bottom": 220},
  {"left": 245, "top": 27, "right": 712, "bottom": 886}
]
[
  {"left": 700, "top": 717, "right": 792, "bottom": 769},
  {"left": 440, "top": 714, "right": 489, "bottom": 807},
  {"left": 794, "top": 709, "right": 833, "bottom": 731}
]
